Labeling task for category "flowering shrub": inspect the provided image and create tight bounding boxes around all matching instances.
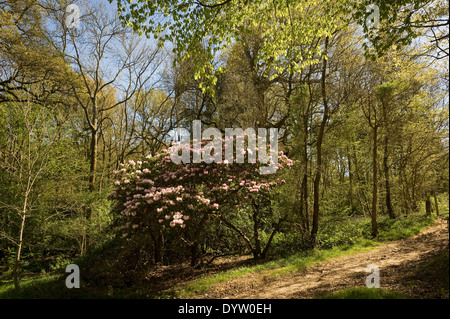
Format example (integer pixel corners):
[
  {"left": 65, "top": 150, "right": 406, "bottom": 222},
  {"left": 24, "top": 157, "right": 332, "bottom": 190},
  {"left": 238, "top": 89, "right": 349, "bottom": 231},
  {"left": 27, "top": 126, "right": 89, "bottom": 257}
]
[{"left": 109, "top": 138, "right": 293, "bottom": 264}]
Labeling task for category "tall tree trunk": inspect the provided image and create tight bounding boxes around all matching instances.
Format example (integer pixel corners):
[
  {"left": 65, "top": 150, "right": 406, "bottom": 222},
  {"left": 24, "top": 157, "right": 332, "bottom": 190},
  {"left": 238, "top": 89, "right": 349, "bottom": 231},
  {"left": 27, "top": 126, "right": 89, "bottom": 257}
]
[
  {"left": 352, "top": 144, "right": 368, "bottom": 216},
  {"left": 311, "top": 36, "right": 329, "bottom": 247},
  {"left": 371, "top": 125, "right": 379, "bottom": 237},
  {"left": 399, "top": 161, "right": 410, "bottom": 215},
  {"left": 300, "top": 114, "right": 309, "bottom": 232},
  {"left": 301, "top": 173, "right": 309, "bottom": 231},
  {"left": 347, "top": 147, "right": 355, "bottom": 212},
  {"left": 383, "top": 136, "right": 395, "bottom": 219}
]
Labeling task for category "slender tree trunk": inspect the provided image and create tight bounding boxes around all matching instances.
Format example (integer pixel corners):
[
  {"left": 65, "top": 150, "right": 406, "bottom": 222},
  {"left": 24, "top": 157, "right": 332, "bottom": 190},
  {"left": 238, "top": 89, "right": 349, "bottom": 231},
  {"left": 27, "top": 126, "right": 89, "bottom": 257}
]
[
  {"left": 383, "top": 136, "right": 395, "bottom": 219},
  {"left": 300, "top": 116, "right": 309, "bottom": 232},
  {"left": 13, "top": 209, "right": 26, "bottom": 293},
  {"left": 301, "top": 173, "right": 309, "bottom": 231},
  {"left": 399, "top": 161, "right": 410, "bottom": 215},
  {"left": 219, "top": 216, "right": 254, "bottom": 254},
  {"left": 347, "top": 147, "right": 355, "bottom": 212},
  {"left": 99, "top": 137, "right": 108, "bottom": 193},
  {"left": 311, "top": 36, "right": 329, "bottom": 247},
  {"left": 352, "top": 144, "right": 368, "bottom": 216},
  {"left": 411, "top": 168, "right": 419, "bottom": 212},
  {"left": 371, "top": 125, "right": 379, "bottom": 237},
  {"left": 81, "top": 233, "right": 86, "bottom": 256},
  {"left": 85, "top": 125, "right": 98, "bottom": 254}
]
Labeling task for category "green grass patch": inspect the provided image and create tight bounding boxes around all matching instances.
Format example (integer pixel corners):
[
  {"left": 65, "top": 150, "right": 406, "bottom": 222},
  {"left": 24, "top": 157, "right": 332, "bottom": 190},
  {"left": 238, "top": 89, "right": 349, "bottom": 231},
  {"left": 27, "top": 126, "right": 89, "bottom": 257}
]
[
  {"left": 0, "top": 272, "right": 101, "bottom": 299},
  {"left": 0, "top": 274, "right": 62, "bottom": 299},
  {"left": 317, "top": 214, "right": 436, "bottom": 250},
  {"left": 375, "top": 214, "right": 436, "bottom": 241},
  {"left": 318, "top": 287, "right": 409, "bottom": 299}
]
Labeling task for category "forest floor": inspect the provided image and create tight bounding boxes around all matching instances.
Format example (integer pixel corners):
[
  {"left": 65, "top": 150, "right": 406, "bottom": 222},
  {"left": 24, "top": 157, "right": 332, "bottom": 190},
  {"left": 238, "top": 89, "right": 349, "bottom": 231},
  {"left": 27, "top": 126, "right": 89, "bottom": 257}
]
[
  {"left": 0, "top": 217, "right": 447, "bottom": 299},
  {"left": 186, "top": 218, "right": 449, "bottom": 299}
]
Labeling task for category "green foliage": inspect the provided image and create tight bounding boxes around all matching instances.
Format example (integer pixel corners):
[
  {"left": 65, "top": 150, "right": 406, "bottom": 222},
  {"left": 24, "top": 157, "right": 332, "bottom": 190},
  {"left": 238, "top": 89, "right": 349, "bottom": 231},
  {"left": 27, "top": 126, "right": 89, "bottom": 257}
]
[
  {"left": 376, "top": 215, "right": 435, "bottom": 241},
  {"left": 0, "top": 274, "right": 61, "bottom": 299},
  {"left": 111, "top": 0, "right": 352, "bottom": 93},
  {"left": 264, "top": 213, "right": 438, "bottom": 252},
  {"left": 318, "top": 219, "right": 368, "bottom": 250},
  {"left": 354, "top": 0, "right": 449, "bottom": 59},
  {"left": 263, "top": 232, "right": 308, "bottom": 257}
]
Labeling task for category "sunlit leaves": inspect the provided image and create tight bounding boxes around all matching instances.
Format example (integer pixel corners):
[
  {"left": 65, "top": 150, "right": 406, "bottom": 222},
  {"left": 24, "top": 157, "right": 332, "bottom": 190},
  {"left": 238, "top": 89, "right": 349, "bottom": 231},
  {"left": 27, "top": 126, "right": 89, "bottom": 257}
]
[{"left": 110, "top": 0, "right": 352, "bottom": 93}]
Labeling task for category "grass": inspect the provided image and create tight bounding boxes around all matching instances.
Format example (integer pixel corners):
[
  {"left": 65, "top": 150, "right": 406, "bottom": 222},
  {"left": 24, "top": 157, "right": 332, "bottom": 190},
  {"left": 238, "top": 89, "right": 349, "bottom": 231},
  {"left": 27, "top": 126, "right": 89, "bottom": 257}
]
[
  {"left": 375, "top": 214, "right": 437, "bottom": 241},
  {"left": 318, "top": 287, "right": 410, "bottom": 299},
  {"left": 0, "top": 274, "right": 63, "bottom": 299}
]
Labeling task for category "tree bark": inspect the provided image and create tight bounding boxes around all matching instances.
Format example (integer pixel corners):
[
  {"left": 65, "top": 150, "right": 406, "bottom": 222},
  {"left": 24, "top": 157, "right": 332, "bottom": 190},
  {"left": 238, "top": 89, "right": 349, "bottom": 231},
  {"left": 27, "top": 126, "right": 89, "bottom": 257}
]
[
  {"left": 190, "top": 211, "right": 210, "bottom": 268},
  {"left": 383, "top": 136, "right": 395, "bottom": 219},
  {"left": 299, "top": 112, "right": 309, "bottom": 232},
  {"left": 371, "top": 125, "right": 379, "bottom": 237},
  {"left": 13, "top": 213, "right": 26, "bottom": 293},
  {"left": 347, "top": 147, "right": 355, "bottom": 212},
  {"left": 219, "top": 216, "right": 254, "bottom": 253},
  {"left": 311, "top": 36, "right": 329, "bottom": 247}
]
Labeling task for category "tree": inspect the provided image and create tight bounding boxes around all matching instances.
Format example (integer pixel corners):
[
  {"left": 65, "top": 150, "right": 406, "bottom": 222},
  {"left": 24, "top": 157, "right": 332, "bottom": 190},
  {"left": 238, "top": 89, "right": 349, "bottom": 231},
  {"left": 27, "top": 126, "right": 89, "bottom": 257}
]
[
  {"left": 52, "top": 2, "right": 163, "bottom": 191},
  {"left": 355, "top": 0, "right": 449, "bottom": 60},
  {"left": 0, "top": 0, "right": 74, "bottom": 105},
  {"left": 111, "top": 0, "right": 350, "bottom": 94},
  {"left": 0, "top": 99, "right": 70, "bottom": 291}
]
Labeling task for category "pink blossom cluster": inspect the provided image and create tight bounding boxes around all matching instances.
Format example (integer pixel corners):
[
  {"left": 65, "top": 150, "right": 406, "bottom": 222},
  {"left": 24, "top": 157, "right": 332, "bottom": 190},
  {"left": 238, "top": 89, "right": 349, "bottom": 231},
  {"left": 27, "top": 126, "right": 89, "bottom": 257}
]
[{"left": 109, "top": 142, "right": 293, "bottom": 238}]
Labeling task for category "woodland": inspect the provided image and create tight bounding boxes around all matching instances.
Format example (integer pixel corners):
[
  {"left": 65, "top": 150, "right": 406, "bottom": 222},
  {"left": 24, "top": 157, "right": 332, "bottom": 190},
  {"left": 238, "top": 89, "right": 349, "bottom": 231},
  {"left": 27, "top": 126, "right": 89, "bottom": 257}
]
[{"left": 0, "top": 0, "right": 448, "bottom": 299}]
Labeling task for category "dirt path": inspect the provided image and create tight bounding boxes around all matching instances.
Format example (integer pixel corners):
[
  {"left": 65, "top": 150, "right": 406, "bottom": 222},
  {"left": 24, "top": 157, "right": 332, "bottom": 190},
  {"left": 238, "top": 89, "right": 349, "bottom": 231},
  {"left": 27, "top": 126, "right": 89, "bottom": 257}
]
[{"left": 192, "top": 219, "right": 449, "bottom": 299}]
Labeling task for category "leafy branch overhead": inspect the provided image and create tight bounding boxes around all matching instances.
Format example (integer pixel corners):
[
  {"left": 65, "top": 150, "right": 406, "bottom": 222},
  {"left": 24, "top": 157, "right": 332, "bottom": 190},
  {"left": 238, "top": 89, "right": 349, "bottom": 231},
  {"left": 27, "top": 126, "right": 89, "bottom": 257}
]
[
  {"left": 111, "top": 0, "right": 354, "bottom": 94},
  {"left": 111, "top": 0, "right": 448, "bottom": 93}
]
